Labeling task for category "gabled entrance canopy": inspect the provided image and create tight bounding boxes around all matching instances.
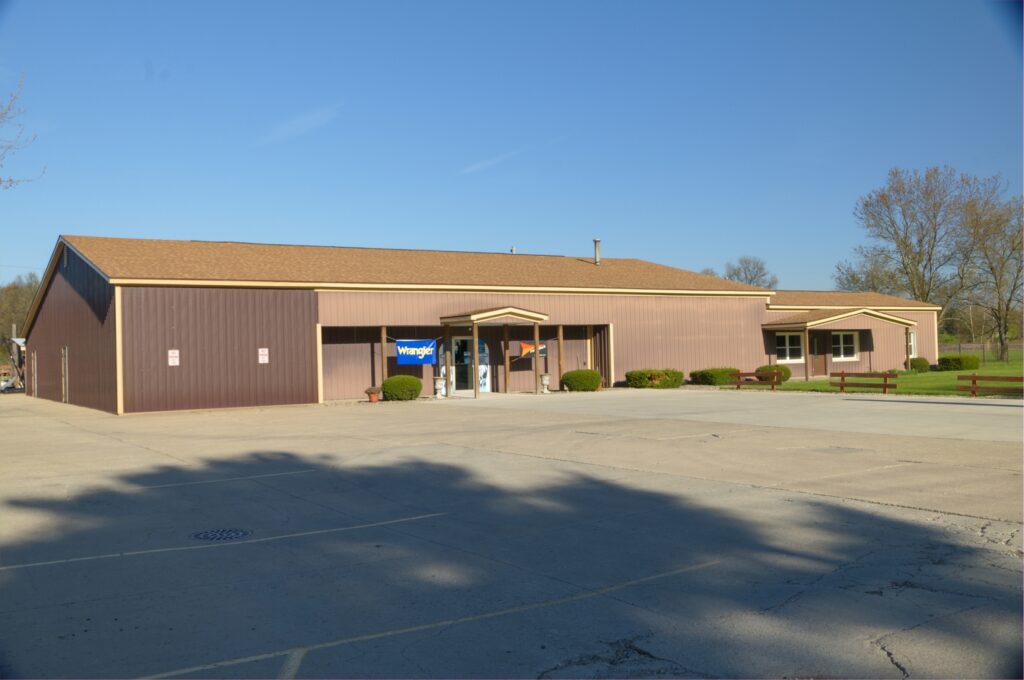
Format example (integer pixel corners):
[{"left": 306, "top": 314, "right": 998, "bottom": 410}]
[
  {"left": 762, "top": 308, "right": 917, "bottom": 382},
  {"left": 440, "top": 307, "right": 550, "bottom": 398},
  {"left": 762, "top": 308, "right": 916, "bottom": 331},
  {"left": 440, "top": 307, "right": 549, "bottom": 326}
]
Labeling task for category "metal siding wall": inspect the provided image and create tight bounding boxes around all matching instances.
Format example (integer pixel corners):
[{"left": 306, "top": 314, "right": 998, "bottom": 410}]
[
  {"left": 319, "top": 323, "right": 591, "bottom": 399},
  {"left": 24, "top": 249, "right": 117, "bottom": 412},
  {"left": 318, "top": 291, "right": 771, "bottom": 385},
  {"left": 825, "top": 317, "right": 905, "bottom": 372},
  {"left": 121, "top": 288, "right": 317, "bottom": 412},
  {"left": 893, "top": 311, "right": 939, "bottom": 362}
]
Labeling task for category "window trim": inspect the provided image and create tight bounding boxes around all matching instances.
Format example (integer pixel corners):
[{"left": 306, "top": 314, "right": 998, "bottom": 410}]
[
  {"left": 776, "top": 332, "right": 804, "bottom": 364},
  {"left": 831, "top": 331, "right": 859, "bottom": 362}
]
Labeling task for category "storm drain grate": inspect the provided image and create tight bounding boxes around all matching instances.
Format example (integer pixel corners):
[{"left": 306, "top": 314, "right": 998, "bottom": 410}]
[{"left": 190, "top": 528, "right": 252, "bottom": 541}]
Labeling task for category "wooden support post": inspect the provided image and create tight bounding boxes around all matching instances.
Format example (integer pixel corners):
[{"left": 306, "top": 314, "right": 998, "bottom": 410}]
[
  {"left": 586, "top": 325, "right": 594, "bottom": 369},
  {"left": 444, "top": 325, "right": 452, "bottom": 397},
  {"left": 607, "top": 324, "right": 615, "bottom": 389},
  {"left": 503, "top": 324, "right": 510, "bottom": 394},
  {"left": 315, "top": 323, "right": 324, "bottom": 404},
  {"left": 380, "top": 326, "right": 388, "bottom": 384},
  {"left": 536, "top": 323, "right": 544, "bottom": 395},
  {"left": 803, "top": 329, "right": 810, "bottom": 382},
  {"left": 472, "top": 323, "right": 480, "bottom": 399},
  {"left": 557, "top": 325, "right": 564, "bottom": 391}
]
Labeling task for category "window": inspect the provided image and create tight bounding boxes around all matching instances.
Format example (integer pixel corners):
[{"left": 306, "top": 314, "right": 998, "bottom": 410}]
[
  {"left": 831, "top": 332, "right": 858, "bottom": 361},
  {"left": 776, "top": 333, "right": 803, "bottom": 363},
  {"left": 908, "top": 331, "right": 917, "bottom": 358}
]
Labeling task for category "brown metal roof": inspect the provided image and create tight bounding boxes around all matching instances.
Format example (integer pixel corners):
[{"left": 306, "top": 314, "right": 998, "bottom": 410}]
[
  {"left": 62, "top": 235, "right": 769, "bottom": 293},
  {"left": 770, "top": 290, "right": 940, "bottom": 309},
  {"left": 763, "top": 308, "right": 917, "bottom": 329}
]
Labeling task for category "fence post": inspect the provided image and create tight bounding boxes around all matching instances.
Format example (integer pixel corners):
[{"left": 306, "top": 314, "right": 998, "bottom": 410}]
[
  {"left": 735, "top": 372, "right": 741, "bottom": 390},
  {"left": 882, "top": 373, "right": 890, "bottom": 395},
  {"left": 971, "top": 373, "right": 978, "bottom": 397},
  {"left": 839, "top": 371, "right": 846, "bottom": 393}
]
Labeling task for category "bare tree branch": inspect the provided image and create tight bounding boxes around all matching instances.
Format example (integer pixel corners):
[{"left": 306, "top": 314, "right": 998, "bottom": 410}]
[
  {"left": 723, "top": 256, "right": 778, "bottom": 288},
  {"left": 1, "top": 75, "right": 39, "bottom": 190}
]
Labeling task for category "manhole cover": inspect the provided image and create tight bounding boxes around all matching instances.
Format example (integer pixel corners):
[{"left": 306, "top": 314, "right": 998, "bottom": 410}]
[{"left": 190, "top": 528, "right": 252, "bottom": 541}]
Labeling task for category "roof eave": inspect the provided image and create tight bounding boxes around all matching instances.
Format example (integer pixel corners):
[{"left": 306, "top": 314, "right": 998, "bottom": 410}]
[{"left": 22, "top": 238, "right": 113, "bottom": 338}]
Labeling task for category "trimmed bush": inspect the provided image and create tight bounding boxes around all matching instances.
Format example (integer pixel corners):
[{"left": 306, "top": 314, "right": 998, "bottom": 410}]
[
  {"left": 689, "top": 367, "right": 740, "bottom": 386},
  {"left": 381, "top": 375, "right": 422, "bottom": 401},
  {"left": 755, "top": 364, "right": 792, "bottom": 383},
  {"left": 625, "top": 369, "right": 684, "bottom": 389},
  {"left": 909, "top": 357, "right": 930, "bottom": 373},
  {"left": 561, "top": 369, "right": 602, "bottom": 392},
  {"left": 937, "top": 354, "right": 980, "bottom": 371}
]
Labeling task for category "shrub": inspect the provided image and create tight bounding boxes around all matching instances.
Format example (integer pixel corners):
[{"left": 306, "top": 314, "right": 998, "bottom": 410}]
[
  {"left": 659, "top": 369, "right": 684, "bottom": 388},
  {"left": 625, "top": 369, "right": 684, "bottom": 389},
  {"left": 561, "top": 369, "right": 602, "bottom": 392},
  {"left": 909, "top": 357, "right": 930, "bottom": 373},
  {"left": 688, "top": 367, "right": 739, "bottom": 386},
  {"left": 381, "top": 375, "right": 422, "bottom": 401},
  {"left": 937, "top": 354, "right": 980, "bottom": 371},
  {"left": 754, "top": 364, "right": 791, "bottom": 383}
]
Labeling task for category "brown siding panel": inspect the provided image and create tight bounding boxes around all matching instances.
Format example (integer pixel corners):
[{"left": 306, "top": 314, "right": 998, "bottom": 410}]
[
  {"left": 318, "top": 291, "right": 772, "bottom": 393},
  {"left": 122, "top": 288, "right": 318, "bottom": 412},
  {"left": 24, "top": 249, "right": 117, "bottom": 413}
]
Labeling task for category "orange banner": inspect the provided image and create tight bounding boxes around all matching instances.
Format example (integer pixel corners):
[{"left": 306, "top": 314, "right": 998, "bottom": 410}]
[{"left": 520, "top": 342, "right": 546, "bottom": 356}]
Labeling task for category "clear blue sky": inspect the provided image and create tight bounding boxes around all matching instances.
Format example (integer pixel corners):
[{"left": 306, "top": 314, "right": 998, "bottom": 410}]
[{"left": 1, "top": 0, "right": 1020, "bottom": 289}]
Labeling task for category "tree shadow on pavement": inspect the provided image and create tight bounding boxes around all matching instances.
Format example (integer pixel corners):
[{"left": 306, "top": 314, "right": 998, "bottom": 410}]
[{"left": 0, "top": 451, "right": 1020, "bottom": 678}]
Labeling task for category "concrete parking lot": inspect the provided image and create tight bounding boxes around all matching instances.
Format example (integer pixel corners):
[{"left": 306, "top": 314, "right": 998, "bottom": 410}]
[{"left": 0, "top": 390, "right": 1021, "bottom": 678}]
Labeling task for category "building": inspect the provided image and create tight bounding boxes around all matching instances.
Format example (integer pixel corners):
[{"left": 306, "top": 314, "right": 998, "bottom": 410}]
[{"left": 22, "top": 236, "right": 940, "bottom": 413}]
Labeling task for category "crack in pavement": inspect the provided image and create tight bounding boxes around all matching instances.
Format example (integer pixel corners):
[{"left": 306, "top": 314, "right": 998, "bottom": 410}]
[
  {"left": 874, "top": 638, "right": 910, "bottom": 679},
  {"left": 536, "top": 635, "right": 714, "bottom": 679}
]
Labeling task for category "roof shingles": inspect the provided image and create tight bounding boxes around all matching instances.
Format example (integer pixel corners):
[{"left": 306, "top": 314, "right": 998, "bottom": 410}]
[
  {"left": 62, "top": 235, "right": 769, "bottom": 293},
  {"left": 770, "top": 290, "right": 939, "bottom": 309}
]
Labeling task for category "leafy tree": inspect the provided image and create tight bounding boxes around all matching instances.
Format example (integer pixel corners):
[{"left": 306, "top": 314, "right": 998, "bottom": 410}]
[
  {"left": 836, "top": 166, "right": 973, "bottom": 323},
  {"left": 723, "top": 256, "right": 778, "bottom": 288},
  {"left": 835, "top": 166, "right": 1021, "bottom": 359},
  {"left": 833, "top": 248, "right": 907, "bottom": 296},
  {"left": 0, "top": 273, "right": 40, "bottom": 364},
  {"left": 959, "top": 177, "right": 1022, "bottom": 361}
]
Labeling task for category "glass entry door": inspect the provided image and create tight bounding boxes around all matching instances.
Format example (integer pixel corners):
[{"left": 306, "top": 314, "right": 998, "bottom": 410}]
[{"left": 453, "top": 337, "right": 490, "bottom": 393}]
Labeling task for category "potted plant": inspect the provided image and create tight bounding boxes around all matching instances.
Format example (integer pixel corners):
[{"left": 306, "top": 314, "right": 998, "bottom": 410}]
[{"left": 365, "top": 386, "right": 382, "bottom": 403}]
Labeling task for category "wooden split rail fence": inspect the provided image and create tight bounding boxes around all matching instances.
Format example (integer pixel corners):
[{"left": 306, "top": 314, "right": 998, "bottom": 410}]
[
  {"left": 956, "top": 374, "right": 1024, "bottom": 397},
  {"left": 830, "top": 371, "right": 898, "bottom": 394}
]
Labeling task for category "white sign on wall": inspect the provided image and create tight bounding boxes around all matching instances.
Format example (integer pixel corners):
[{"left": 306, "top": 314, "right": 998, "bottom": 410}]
[
  {"left": 168, "top": 349, "right": 180, "bottom": 367},
  {"left": 258, "top": 347, "right": 269, "bottom": 364}
]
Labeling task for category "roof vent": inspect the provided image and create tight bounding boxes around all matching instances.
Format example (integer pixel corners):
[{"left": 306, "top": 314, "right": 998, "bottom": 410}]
[
  {"left": 593, "top": 239, "right": 601, "bottom": 266},
  {"left": 510, "top": 246, "right": 516, "bottom": 254}
]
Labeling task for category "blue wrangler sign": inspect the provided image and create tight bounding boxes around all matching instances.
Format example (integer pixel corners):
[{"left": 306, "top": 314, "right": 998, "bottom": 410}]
[{"left": 395, "top": 339, "right": 437, "bottom": 365}]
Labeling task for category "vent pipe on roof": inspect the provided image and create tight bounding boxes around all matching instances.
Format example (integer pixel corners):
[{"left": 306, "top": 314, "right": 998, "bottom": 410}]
[
  {"left": 593, "top": 238, "right": 601, "bottom": 265},
  {"left": 511, "top": 246, "right": 516, "bottom": 254}
]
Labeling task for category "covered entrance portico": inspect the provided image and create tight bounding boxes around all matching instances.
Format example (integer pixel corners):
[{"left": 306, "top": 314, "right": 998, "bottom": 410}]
[
  {"left": 763, "top": 308, "right": 917, "bottom": 380},
  {"left": 440, "top": 307, "right": 549, "bottom": 398}
]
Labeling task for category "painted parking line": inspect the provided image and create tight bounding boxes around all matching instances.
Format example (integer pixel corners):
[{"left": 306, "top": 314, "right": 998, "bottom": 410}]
[
  {"left": 141, "top": 469, "right": 318, "bottom": 489},
  {"left": 144, "top": 558, "right": 722, "bottom": 679},
  {"left": 0, "top": 512, "right": 446, "bottom": 571}
]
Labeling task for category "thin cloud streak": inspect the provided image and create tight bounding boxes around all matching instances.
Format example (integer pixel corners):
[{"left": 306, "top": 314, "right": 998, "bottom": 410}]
[
  {"left": 458, "top": 148, "right": 526, "bottom": 175},
  {"left": 255, "top": 105, "right": 340, "bottom": 146}
]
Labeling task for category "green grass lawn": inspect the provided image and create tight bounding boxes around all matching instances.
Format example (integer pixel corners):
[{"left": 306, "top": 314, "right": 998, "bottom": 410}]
[{"left": 737, "top": 349, "right": 1023, "bottom": 397}]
